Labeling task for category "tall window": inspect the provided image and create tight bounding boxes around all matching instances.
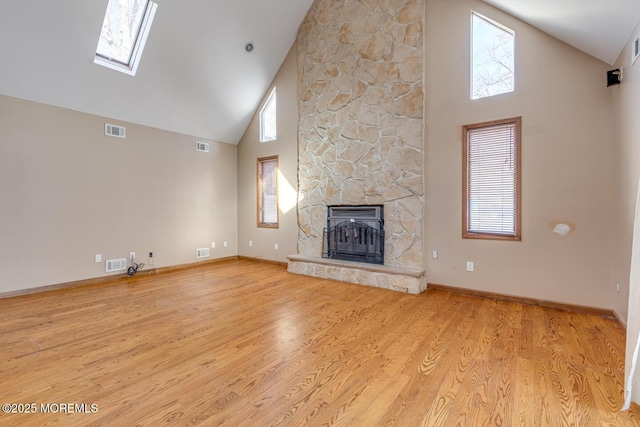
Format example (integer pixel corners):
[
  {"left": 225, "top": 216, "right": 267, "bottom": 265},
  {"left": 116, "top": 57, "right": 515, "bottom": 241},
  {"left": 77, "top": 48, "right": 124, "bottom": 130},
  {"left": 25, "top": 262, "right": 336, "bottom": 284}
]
[
  {"left": 260, "top": 88, "right": 277, "bottom": 142},
  {"left": 95, "top": 0, "right": 158, "bottom": 76},
  {"left": 257, "top": 156, "right": 279, "bottom": 228},
  {"left": 471, "top": 12, "right": 514, "bottom": 100},
  {"left": 463, "top": 117, "right": 521, "bottom": 240}
]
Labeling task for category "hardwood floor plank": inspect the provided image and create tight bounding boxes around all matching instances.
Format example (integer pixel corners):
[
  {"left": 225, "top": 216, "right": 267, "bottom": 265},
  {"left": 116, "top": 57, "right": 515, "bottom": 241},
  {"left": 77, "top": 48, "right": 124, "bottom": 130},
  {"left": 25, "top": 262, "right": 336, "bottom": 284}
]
[{"left": 1, "top": 259, "right": 639, "bottom": 426}]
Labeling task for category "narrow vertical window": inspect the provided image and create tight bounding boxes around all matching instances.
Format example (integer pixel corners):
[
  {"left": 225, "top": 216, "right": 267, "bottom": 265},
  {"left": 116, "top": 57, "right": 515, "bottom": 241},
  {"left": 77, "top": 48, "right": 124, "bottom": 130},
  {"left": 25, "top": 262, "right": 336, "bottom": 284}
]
[
  {"left": 258, "top": 156, "right": 279, "bottom": 228},
  {"left": 463, "top": 117, "right": 521, "bottom": 240},
  {"left": 471, "top": 12, "right": 515, "bottom": 100},
  {"left": 95, "top": 0, "right": 158, "bottom": 76},
  {"left": 260, "top": 88, "right": 277, "bottom": 142}
]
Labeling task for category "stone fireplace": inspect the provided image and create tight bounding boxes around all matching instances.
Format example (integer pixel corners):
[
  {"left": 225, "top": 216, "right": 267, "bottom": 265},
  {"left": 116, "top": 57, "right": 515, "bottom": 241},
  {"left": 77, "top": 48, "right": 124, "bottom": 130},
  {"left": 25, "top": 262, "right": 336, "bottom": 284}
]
[
  {"left": 287, "top": 0, "right": 427, "bottom": 294},
  {"left": 324, "top": 205, "right": 385, "bottom": 264}
]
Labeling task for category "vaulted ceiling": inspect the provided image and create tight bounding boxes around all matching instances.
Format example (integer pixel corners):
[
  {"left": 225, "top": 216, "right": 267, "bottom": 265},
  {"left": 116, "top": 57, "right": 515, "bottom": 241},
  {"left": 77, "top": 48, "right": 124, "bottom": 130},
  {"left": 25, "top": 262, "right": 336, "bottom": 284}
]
[
  {"left": 0, "top": 0, "right": 313, "bottom": 145},
  {"left": 1, "top": 1, "right": 638, "bottom": 145},
  {"left": 482, "top": 0, "right": 640, "bottom": 65}
]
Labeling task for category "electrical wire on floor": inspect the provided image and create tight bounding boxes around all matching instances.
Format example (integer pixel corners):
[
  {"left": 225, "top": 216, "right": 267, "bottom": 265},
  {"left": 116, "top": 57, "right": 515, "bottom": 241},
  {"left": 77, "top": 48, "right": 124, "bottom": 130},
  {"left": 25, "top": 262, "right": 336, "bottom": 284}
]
[{"left": 127, "top": 257, "right": 145, "bottom": 276}]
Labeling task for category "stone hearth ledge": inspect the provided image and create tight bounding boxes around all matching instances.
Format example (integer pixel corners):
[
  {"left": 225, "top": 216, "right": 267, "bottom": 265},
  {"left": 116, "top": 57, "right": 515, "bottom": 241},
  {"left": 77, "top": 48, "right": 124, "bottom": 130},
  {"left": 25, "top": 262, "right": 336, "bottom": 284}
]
[{"left": 287, "top": 254, "right": 427, "bottom": 294}]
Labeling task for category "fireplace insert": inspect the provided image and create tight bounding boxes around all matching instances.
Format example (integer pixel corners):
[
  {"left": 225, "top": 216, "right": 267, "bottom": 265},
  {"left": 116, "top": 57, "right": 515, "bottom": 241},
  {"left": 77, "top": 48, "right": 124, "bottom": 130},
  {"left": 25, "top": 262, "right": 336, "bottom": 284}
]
[{"left": 323, "top": 205, "right": 384, "bottom": 265}]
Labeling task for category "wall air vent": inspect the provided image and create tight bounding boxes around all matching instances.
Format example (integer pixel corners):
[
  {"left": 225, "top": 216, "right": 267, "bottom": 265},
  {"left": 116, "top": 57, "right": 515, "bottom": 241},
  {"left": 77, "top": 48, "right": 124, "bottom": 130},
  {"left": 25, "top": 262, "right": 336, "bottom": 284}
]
[
  {"left": 633, "top": 34, "right": 640, "bottom": 65},
  {"left": 196, "top": 141, "right": 210, "bottom": 152},
  {"left": 196, "top": 248, "right": 210, "bottom": 259},
  {"left": 106, "top": 258, "right": 127, "bottom": 273},
  {"left": 105, "top": 123, "right": 126, "bottom": 138}
]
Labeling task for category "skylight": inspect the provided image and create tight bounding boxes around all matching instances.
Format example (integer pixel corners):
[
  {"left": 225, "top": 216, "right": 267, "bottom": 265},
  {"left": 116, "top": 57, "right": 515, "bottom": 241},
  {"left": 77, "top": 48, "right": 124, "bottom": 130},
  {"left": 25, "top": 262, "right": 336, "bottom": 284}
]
[{"left": 94, "top": 0, "right": 157, "bottom": 76}]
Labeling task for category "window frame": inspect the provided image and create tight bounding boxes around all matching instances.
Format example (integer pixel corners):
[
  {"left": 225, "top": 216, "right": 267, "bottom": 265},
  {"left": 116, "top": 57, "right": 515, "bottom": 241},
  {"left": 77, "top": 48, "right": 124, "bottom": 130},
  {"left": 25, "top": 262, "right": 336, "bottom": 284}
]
[
  {"left": 471, "top": 11, "right": 515, "bottom": 100},
  {"left": 257, "top": 156, "right": 279, "bottom": 229},
  {"left": 462, "top": 117, "right": 522, "bottom": 241},
  {"left": 94, "top": 0, "right": 158, "bottom": 76},
  {"left": 260, "top": 88, "right": 277, "bottom": 143}
]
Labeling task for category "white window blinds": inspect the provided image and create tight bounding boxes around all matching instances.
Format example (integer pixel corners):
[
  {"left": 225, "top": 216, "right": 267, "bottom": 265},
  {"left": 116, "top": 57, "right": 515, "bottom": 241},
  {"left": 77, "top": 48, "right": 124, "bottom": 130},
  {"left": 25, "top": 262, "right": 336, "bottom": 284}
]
[{"left": 463, "top": 117, "right": 521, "bottom": 240}]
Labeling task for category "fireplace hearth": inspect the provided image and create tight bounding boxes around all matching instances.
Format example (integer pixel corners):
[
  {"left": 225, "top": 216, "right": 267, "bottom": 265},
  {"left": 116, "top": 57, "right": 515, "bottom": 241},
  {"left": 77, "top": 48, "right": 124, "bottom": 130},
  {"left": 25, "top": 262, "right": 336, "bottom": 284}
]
[{"left": 323, "top": 206, "right": 384, "bottom": 265}]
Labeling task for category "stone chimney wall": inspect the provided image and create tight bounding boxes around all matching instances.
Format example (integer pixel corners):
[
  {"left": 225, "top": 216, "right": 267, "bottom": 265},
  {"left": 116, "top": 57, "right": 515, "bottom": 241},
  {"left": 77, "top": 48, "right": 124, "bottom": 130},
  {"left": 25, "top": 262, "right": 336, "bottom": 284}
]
[{"left": 296, "top": 0, "right": 424, "bottom": 268}]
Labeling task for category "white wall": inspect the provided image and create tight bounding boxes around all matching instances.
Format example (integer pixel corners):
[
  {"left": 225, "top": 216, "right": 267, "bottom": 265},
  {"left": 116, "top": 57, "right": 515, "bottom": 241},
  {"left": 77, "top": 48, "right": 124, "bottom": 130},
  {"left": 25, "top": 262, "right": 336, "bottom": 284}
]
[
  {"left": 425, "top": 0, "right": 615, "bottom": 309},
  {"left": 0, "top": 95, "right": 238, "bottom": 294},
  {"left": 237, "top": 46, "right": 299, "bottom": 262},
  {"left": 612, "top": 19, "right": 640, "bottom": 322}
]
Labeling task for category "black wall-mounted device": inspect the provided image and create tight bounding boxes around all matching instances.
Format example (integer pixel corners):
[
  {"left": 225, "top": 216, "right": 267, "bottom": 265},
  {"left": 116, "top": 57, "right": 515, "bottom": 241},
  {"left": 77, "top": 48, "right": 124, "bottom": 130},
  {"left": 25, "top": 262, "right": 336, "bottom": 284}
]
[{"left": 607, "top": 69, "right": 622, "bottom": 87}]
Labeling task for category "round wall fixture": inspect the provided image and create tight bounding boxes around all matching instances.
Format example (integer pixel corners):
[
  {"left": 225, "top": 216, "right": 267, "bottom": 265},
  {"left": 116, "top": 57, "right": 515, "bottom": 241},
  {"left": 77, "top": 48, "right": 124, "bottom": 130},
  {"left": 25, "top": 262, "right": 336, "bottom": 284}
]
[{"left": 245, "top": 42, "right": 254, "bottom": 53}]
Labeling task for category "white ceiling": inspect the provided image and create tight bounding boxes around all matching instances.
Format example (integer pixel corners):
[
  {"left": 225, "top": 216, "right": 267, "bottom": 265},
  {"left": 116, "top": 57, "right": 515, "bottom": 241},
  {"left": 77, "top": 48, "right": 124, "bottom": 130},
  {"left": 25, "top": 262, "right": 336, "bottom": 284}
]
[
  {"left": 482, "top": 0, "right": 640, "bottom": 65},
  {"left": 1, "top": 1, "right": 638, "bottom": 144},
  {"left": 0, "top": 0, "right": 313, "bottom": 145}
]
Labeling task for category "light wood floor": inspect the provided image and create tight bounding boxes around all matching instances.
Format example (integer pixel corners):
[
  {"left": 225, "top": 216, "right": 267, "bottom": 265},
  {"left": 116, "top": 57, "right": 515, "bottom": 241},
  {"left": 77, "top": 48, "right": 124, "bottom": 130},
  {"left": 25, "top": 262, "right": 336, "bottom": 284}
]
[{"left": 1, "top": 259, "right": 639, "bottom": 426}]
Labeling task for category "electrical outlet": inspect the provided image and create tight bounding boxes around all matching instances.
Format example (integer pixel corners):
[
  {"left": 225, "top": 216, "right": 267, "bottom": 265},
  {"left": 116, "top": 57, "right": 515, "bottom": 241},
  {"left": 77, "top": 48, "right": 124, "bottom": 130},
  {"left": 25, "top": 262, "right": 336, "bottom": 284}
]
[
  {"left": 617, "top": 283, "right": 620, "bottom": 293},
  {"left": 466, "top": 261, "right": 474, "bottom": 272},
  {"left": 130, "top": 252, "right": 135, "bottom": 260},
  {"left": 149, "top": 252, "right": 153, "bottom": 258},
  {"left": 432, "top": 250, "right": 438, "bottom": 260},
  {"left": 224, "top": 241, "right": 228, "bottom": 247},
  {"left": 95, "top": 254, "right": 102, "bottom": 263},
  {"left": 274, "top": 243, "right": 279, "bottom": 250},
  {"left": 249, "top": 240, "right": 253, "bottom": 247},
  {"left": 211, "top": 242, "right": 216, "bottom": 249}
]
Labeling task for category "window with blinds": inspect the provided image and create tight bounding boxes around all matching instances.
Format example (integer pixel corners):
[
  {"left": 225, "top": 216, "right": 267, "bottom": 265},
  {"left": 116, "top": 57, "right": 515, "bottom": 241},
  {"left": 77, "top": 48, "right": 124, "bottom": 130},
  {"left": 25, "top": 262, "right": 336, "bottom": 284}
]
[
  {"left": 463, "top": 117, "right": 521, "bottom": 240},
  {"left": 257, "top": 156, "right": 279, "bottom": 228}
]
